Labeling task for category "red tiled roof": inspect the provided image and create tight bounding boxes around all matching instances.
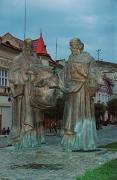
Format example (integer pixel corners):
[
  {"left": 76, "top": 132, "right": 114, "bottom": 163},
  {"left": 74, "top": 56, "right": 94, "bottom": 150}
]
[
  {"left": 36, "top": 32, "right": 50, "bottom": 57},
  {"left": 33, "top": 33, "right": 57, "bottom": 66}
]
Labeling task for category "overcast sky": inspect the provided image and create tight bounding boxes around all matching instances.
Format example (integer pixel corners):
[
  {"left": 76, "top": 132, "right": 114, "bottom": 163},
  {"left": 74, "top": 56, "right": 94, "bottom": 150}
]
[{"left": 0, "top": 0, "right": 117, "bottom": 62}]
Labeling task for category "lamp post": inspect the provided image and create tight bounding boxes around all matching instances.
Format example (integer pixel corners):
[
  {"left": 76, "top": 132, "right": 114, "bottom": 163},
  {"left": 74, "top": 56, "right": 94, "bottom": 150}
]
[
  {"left": 24, "top": 0, "right": 27, "bottom": 40},
  {"left": 96, "top": 49, "right": 101, "bottom": 61}
]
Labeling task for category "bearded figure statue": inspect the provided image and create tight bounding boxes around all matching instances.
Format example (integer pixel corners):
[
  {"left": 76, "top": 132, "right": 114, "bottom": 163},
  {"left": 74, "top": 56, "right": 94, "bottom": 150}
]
[{"left": 58, "top": 38, "right": 101, "bottom": 151}]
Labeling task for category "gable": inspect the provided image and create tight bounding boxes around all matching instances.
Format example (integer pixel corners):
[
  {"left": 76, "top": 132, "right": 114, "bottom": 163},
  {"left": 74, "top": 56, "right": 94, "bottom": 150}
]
[{"left": 2, "top": 33, "right": 22, "bottom": 49}]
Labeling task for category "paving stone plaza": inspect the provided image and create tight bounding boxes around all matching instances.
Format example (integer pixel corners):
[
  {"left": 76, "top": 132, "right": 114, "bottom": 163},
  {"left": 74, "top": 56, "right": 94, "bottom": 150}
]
[{"left": 0, "top": 125, "right": 117, "bottom": 180}]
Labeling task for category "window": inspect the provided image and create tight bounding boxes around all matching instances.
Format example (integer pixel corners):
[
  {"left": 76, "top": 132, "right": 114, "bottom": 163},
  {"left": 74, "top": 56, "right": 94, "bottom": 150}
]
[{"left": 0, "top": 68, "right": 8, "bottom": 86}]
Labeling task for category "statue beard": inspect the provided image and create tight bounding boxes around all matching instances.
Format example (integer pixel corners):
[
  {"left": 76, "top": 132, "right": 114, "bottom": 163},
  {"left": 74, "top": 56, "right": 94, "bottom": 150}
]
[{"left": 71, "top": 49, "right": 81, "bottom": 56}]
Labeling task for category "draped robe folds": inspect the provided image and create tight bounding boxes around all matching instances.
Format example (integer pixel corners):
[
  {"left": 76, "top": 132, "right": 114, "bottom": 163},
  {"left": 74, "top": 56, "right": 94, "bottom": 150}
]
[
  {"left": 9, "top": 51, "right": 59, "bottom": 149},
  {"left": 60, "top": 52, "right": 98, "bottom": 151},
  {"left": 8, "top": 52, "right": 44, "bottom": 149}
]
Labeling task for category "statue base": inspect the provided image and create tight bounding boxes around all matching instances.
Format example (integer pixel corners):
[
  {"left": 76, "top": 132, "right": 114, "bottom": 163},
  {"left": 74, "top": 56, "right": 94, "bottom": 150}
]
[
  {"left": 13, "top": 129, "right": 41, "bottom": 150},
  {"left": 61, "top": 119, "right": 97, "bottom": 151}
]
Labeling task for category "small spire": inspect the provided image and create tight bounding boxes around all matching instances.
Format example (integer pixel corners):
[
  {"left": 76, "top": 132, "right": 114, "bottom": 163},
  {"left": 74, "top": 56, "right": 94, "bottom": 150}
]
[
  {"left": 40, "top": 28, "right": 42, "bottom": 35},
  {"left": 36, "top": 32, "right": 49, "bottom": 56}
]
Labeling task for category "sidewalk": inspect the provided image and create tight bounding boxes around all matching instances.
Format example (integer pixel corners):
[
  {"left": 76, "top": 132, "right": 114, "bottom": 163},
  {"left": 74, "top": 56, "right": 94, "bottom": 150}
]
[
  {"left": 0, "top": 125, "right": 117, "bottom": 180},
  {"left": 97, "top": 125, "right": 117, "bottom": 145},
  {"left": 0, "top": 135, "right": 9, "bottom": 148}
]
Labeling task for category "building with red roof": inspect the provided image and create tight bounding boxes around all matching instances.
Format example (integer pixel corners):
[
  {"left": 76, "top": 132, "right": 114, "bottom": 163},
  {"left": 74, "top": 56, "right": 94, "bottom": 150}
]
[{"left": 33, "top": 32, "right": 57, "bottom": 67}]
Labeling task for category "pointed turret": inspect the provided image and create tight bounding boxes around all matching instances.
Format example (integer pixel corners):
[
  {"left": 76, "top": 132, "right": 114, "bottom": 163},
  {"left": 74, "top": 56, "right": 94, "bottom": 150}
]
[
  {"left": 36, "top": 32, "right": 50, "bottom": 57},
  {"left": 33, "top": 32, "right": 57, "bottom": 67}
]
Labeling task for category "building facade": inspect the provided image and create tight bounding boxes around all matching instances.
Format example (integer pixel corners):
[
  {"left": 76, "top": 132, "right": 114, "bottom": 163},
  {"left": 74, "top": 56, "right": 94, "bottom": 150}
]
[
  {"left": 94, "top": 61, "right": 117, "bottom": 104},
  {"left": 0, "top": 33, "right": 21, "bottom": 133}
]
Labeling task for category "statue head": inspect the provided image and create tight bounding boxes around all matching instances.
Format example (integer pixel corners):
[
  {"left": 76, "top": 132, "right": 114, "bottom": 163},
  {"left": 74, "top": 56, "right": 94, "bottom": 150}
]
[
  {"left": 23, "top": 38, "right": 33, "bottom": 55},
  {"left": 69, "top": 38, "right": 84, "bottom": 55}
]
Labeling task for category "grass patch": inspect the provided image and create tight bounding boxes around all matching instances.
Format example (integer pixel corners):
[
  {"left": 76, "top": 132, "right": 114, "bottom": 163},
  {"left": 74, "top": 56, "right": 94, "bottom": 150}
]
[
  {"left": 76, "top": 159, "right": 117, "bottom": 180},
  {"left": 99, "top": 142, "right": 117, "bottom": 150}
]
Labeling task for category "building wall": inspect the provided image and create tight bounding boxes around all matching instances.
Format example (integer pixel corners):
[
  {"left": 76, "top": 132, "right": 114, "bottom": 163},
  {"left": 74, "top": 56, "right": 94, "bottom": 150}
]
[
  {"left": 94, "top": 62, "right": 117, "bottom": 104},
  {"left": 0, "top": 46, "right": 18, "bottom": 67},
  {"left": 0, "top": 44, "right": 20, "bottom": 132},
  {"left": 0, "top": 106, "right": 12, "bottom": 129},
  {"left": 0, "top": 96, "right": 12, "bottom": 130}
]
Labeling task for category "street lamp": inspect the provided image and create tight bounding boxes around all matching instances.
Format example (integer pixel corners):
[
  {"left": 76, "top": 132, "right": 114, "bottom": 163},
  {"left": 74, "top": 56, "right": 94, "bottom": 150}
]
[{"left": 96, "top": 49, "right": 101, "bottom": 61}]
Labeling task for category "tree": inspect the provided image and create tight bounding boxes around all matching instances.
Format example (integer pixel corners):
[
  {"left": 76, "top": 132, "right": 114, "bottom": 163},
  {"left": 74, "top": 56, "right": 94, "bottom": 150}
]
[
  {"left": 45, "top": 96, "right": 65, "bottom": 120},
  {"left": 107, "top": 98, "right": 117, "bottom": 118},
  {"left": 44, "top": 96, "right": 65, "bottom": 129},
  {"left": 94, "top": 102, "right": 106, "bottom": 119}
]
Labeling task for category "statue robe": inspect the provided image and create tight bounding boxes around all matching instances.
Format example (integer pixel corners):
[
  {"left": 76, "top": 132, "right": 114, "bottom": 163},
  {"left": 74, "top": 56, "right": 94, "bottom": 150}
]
[
  {"left": 9, "top": 51, "right": 59, "bottom": 149},
  {"left": 8, "top": 52, "right": 43, "bottom": 148},
  {"left": 60, "top": 52, "right": 98, "bottom": 151}
]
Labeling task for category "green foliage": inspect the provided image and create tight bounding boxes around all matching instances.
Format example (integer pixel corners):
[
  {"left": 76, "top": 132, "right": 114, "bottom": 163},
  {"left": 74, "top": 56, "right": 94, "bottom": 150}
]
[
  {"left": 99, "top": 141, "right": 117, "bottom": 150},
  {"left": 45, "top": 96, "right": 65, "bottom": 119},
  {"left": 94, "top": 103, "right": 106, "bottom": 119},
  {"left": 45, "top": 107, "right": 57, "bottom": 119},
  {"left": 77, "top": 159, "right": 117, "bottom": 180},
  {"left": 105, "top": 142, "right": 117, "bottom": 149},
  {"left": 107, "top": 98, "right": 117, "bottom": 116}
]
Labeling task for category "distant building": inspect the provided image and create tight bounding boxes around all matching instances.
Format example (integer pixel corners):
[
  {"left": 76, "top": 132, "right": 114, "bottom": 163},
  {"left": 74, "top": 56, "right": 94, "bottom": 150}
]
[
  {"left": 0, "top": 33, "right": 22, "bottom": 133},
  {"left": 94, "top": 61, "right": 117, "bottom": 104}
]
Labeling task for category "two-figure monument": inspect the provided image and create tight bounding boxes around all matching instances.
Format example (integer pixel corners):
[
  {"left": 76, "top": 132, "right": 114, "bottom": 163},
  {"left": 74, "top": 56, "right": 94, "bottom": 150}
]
[{"left": 8, "top": 37, "right": 100, "bottom": 151}]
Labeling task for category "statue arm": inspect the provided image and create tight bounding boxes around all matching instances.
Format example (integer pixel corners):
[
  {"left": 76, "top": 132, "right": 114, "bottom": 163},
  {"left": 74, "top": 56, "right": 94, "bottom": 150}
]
[{"left": 55, "top": 68, "right": 66, "bottom": 92}]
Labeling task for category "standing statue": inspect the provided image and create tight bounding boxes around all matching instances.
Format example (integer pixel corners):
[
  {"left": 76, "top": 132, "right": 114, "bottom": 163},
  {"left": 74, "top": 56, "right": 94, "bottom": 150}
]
[
  {"left": 59, "top": 38, "right": 99, "bottom": 151},
  {"left": 9, "top": 39, "right": 59, "bottom": 149},
  {"left": 9, "top": 39, "right": 44, "bottom": 148}
]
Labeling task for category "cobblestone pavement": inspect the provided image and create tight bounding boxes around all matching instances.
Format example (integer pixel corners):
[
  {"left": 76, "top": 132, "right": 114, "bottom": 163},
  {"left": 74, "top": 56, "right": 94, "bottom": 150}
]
[{"left": 0, "top": 125, "right": 117, "bottom": 180}]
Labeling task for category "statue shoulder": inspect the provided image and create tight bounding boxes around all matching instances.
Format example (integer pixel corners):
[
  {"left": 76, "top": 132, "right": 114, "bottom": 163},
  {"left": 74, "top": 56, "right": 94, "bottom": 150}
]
[
  {"left": 80, "top": 51, "right": 95, "bottom": 65},
  {"left": 82, "top": 51, "right": 94, "bottom": 60}
]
